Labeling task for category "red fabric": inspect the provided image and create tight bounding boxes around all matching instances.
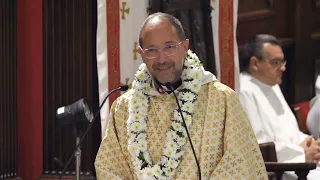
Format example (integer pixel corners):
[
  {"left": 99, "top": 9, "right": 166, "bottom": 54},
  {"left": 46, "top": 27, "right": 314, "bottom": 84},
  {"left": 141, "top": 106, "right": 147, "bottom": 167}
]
[
  {"left": 219, "top": 0, "right": 235, "bottom": 89},
  {"left": 17, "top": 0, "right": 43, "bottom": 179},
  {"left": 292, "top": 101, "right": 310, "bottom": 134},
  {"left": 107, "top": 0, "right": 121, "bottom": 105}
]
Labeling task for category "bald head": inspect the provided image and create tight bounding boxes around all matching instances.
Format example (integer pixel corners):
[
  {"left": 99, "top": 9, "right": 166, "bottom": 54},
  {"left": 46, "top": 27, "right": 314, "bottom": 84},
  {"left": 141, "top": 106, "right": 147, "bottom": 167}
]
[{"left": 138, "top": 12, "right": 186, "bottom": 48}]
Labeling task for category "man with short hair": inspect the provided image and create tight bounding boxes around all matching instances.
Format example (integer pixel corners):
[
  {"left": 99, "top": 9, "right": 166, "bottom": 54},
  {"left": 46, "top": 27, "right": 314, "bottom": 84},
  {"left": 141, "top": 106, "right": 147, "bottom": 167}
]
[
  {"left": 94, "top": 13, "right": 267, "bottom": 180},
  {"left": 239, "top": 34, "right": 320, "bottom": 179}
]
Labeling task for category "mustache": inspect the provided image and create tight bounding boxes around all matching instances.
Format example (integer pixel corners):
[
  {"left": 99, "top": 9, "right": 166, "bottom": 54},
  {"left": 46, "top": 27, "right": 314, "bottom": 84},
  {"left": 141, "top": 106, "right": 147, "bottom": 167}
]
[{"left": 153, "top": 62, "right": 174, "bottom": 69}]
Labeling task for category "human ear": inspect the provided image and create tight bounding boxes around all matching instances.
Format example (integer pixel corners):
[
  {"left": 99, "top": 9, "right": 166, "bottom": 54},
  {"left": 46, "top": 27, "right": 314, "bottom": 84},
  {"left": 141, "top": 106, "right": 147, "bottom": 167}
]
[
  {"left": 183, "top": 39, "right": 189, "bottom": 56},
  {"left": 138, "top": 47, "right": 143, "bottom": 55},
  {"left": 250, "top": 56, "right": 259, "bottom": 71}
]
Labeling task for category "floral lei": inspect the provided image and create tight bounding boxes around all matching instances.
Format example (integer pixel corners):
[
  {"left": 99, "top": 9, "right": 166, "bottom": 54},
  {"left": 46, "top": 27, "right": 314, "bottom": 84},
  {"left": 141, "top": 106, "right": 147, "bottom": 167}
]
[{"left": 127, "top": 50, "right": 203, "bottom": 180}]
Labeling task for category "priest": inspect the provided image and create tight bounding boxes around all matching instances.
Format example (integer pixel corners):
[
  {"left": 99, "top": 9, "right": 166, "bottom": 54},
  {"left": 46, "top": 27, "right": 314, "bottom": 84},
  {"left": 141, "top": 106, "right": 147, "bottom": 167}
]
[
  {"left": 239, "top": 34, "right": 320, "bottom": 180},
  {"left": 95, "top": 13, "right": 268, "bottom": 180}
]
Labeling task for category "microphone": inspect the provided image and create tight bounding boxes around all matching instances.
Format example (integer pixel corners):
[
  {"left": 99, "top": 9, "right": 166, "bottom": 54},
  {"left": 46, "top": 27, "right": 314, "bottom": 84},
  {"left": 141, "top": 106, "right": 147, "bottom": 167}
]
[
  {"left": 58, "top": 85, "right": 129, "bottom": 180},
  {"left": 165, "top": 82, "right": 201, "bottom": 180}
]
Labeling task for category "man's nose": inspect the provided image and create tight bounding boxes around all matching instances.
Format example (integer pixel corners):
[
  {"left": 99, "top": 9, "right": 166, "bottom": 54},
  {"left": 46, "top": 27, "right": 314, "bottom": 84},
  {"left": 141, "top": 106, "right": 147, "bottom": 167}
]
[
  {"left": 156, "top": 50, "right": 167, "bottom": 63},
  {"left": 279, "top": 64, "right": 286, "bottom": 71}
]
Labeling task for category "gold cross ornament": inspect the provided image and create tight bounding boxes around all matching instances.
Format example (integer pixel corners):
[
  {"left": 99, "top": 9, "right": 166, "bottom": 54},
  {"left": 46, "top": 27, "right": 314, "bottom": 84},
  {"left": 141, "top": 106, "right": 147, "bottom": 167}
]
[
  {"left": 133, "top": 42, "right": 139, "bottom": 60},
  {"left": 120, "top": 78, "right": 132, "bottom": 90},
  {"left": 120, "top": 2, "right": 130, "bottom": 20}
]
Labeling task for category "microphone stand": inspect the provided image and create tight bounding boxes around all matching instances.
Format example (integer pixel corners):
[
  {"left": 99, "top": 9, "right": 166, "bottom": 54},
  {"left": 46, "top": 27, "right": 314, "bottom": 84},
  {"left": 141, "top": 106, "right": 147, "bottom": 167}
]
[
  {"left": 73, "top": 124, "right": 82, "bottom": 180},
  {"left": 58, "top": 85, "right": 128, "bottom": 180}
]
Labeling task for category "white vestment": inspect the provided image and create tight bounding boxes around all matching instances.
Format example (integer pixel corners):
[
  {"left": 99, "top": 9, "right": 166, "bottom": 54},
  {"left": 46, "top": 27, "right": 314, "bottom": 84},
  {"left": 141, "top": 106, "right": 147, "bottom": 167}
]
[
  {"left": 316, "top": 75, "right": 320, "bottom": 95},
  {"left": 239, "top": 72, "right": 320, "bottom": 180},
  {"left": 307, "top": 95, "right": 320, "bottom": 139}
]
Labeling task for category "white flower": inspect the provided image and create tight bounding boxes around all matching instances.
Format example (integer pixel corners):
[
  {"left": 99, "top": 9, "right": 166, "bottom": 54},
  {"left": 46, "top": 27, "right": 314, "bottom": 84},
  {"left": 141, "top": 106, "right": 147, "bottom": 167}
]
[
  {"left": 176, "top": 149, "right": 185, "bottom": 157},
  {"left": 172, "top": 122, "right": 183, "bottom": 132},
  {"left": 152, "top": 165, "right": 162, "bottom": 177},
  {"left": 127, "top": 49, "right": 202, "bottom": 179},
  {"left": 183, "top": 114, "right": 192, "bottom": 127},
  {"left": 138, "top": 63, "right": 147, "bottom": 71},
  {"left": 164, "top": 147, "right": 176, "bottom": 158},
  {"left": 181, "top": 68, "right": 193, "bottom": 79},
  {"left": 131, "top": 113, "right": 143, "bottom": 122},
  {"left": 140, "top": 83, "right": 151, "bottom": 93},
  {"left": 132, "top": 92, "right": 144, "bottom": 101},
  {"left": 162, "top": 167, "right": 174, "bottom": 177},
  {"left": 181, "top": 102, "right": 194, "bottom": 112},
  {"left": 135, "top": 70, "right": 149, "bottom": 81},
  {"left": 159, "top": 156, "right": 169, "bottom": 165},
  {"left": 185, "top": 81, "right": 201, "bottom": 92},
  {"left": 131, "top": 95, "right": 140, "bottom": 105},
  {"left": 143, "top": 151, "right": 152, "bottom": 164},
  {"left": 176, "top": 137, "right": 186, "bottom": 146},
  {"left": 130, "top": 122, "right": 146, "bottom": 133},
  {"left": 181, "top": 92, "right": 196, "bottom": 102},
  {"left": 139, "top": 103, "right": 149, "bottom": 115},
  {"left": 167, "top": 159, "right": 179, "bottom": 169},
  {"left": 173, "top": 110, "right": 182, "bottom": 121},
  {"left": 138, "top": 139, "right": 148, "bottom": 151},
  {"left": 128, "top": 142, "right": 141, "bottom": 157},
  {"left": 192, "top": 71, "right": 201, "bottom": 80},
  {"left": 165, "top": 140, "right": 178, "bottom": 152},
  {"left": 142, "top": 168, "right": 156, "bottom": 180},
  {"left": 166, "top": 130, "right": 177, "bottom": 140},
  {"left": 139, "top": 94, "right": 148, "bottom": 101},
  {"left": 137, "top": 133, "right": 147, "bottom": 141},
  {"left": 184, "top": 59, "right": 197, "bottom": 67},
  {"left": 188, "top": 50, "right": 200, "bottom": 62},
  {"left": 191, "top": 82, "right": 201, "bottom": 92},
  {"left": 131, "top": 103, "right": 142, "bottom": 112},
  {"left": 128, "top": 132, "right": 138, "bottom": 143}
]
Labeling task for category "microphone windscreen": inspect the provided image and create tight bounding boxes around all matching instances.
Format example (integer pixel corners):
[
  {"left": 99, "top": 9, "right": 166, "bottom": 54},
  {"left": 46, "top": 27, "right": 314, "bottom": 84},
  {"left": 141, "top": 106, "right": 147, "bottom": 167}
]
[
  {"left": 120, "top": 85, "right": 129, "bottom": 91},
  {"left": 165, "top": 82, "right": 173, "bottom": 91}
]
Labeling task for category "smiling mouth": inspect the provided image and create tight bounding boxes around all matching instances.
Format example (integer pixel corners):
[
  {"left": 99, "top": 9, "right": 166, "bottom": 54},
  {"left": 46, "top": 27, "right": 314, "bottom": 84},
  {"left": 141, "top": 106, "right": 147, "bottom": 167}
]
[{"left": 157, "top": 65, "right": 172, "bottom": 71}]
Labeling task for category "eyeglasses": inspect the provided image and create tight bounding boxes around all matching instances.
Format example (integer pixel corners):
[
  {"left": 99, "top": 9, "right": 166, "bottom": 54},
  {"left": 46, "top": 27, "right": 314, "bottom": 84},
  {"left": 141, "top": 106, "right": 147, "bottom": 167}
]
[
  {"left": 142, "top": 41, "right": 183, "bottom": 59},
  {"left": 265, "top": 59, "right": 287, "bottom": 67}
]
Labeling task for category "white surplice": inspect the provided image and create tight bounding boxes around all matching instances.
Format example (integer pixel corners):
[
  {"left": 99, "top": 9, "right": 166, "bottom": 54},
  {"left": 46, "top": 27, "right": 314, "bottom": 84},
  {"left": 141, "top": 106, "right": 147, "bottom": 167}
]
[
  {"left": 239, "top": 72, "right": 320, "bottom": 180},
  {"left": 316, "top": 75, "right": 320, "bottom": 95},
  {"left": 307, "top": 95, "right": 320, "bottom": 139}
]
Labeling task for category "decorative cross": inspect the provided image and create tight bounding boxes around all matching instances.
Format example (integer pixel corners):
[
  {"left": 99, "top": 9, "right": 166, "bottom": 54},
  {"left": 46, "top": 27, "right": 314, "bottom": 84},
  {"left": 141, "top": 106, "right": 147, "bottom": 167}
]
[
  {"left": 120, "top": 2, "right": 130, "bottom": 20},
  {"left": 133, "top": 42, "right": 139, "bottom": 60},
  {"left": 120, "top": 78, "right": 132, "bottom": 90}
]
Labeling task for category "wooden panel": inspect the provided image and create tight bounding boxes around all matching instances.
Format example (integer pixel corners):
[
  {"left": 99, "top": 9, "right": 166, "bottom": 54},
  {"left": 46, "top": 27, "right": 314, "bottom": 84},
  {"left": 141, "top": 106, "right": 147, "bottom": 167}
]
[
  {"left": 291, "top": 0, "right": 316, "bottom": 102},
  {"left": 238, "top": 0, "right": 271, "bottom": 11},
  {"left": 149, "top": 0, "right": 216, "bottom": 74},
  {"left": 312, "top": 0, "right": 320, "bottom": 77},
  {"left": 42, "top": 0, "right": 100, "bottom": 177},
  {"left": 0, "top": 0, "right": 18, "bottom": 179},
  {"left": 312, "top": 0, "right": 320, "bottom": 32},
  {"left": 238, "top": 0, "right": 274, "bottom": 21},
  {"left": 164, "top": 0, "right": 201, "bottom": 11},
  {"left": 237, "top": 0, "right": 287, "bottom": 45},
  {"left": 238, "top": 0, "right": 316, "bottom": 104}
]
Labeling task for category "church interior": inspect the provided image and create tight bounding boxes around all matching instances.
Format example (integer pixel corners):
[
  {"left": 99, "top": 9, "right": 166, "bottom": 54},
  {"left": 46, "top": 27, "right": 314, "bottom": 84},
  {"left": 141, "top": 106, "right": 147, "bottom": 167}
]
[{"left": 1, "top": 0, "right": 320, "bottom": 179}]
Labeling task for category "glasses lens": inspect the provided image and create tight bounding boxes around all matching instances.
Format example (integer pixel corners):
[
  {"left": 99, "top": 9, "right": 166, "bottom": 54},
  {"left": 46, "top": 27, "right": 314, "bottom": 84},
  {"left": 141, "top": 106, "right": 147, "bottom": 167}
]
[{"left": 144, "top": 48, "right": 158, "bottom": 59}]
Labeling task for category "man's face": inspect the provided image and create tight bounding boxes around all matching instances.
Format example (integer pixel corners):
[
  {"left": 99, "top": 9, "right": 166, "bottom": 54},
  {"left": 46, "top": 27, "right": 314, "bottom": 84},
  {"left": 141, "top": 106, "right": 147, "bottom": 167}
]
[
  {"left": 138, "top": 17, "right": 189, "bottom": 84},
  {"left": 253, "top": 43, "right": 286, "bottom": 86}
]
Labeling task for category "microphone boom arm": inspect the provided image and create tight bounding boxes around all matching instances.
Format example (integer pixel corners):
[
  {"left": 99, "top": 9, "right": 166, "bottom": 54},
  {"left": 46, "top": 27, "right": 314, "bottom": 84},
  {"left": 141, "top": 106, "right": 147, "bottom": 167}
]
[{"left": 166, "top": 84, "right": 202, "bottom": 180}]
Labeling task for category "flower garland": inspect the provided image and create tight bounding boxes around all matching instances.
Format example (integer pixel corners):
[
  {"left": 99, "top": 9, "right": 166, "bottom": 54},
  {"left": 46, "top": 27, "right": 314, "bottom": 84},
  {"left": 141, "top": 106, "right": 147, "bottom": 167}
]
[{"left": 127, "top": 50, "right": 202, "bottom": 180}]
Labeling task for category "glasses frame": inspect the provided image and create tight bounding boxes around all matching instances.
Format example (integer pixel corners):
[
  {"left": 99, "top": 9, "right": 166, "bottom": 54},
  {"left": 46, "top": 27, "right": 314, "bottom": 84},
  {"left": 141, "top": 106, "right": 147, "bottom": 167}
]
[
  {"left": 141, "top": 41, "right": 184, "bottom": 59},
  {"left": 258, "top": 57, "right": 287, "bottom": 68}
]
